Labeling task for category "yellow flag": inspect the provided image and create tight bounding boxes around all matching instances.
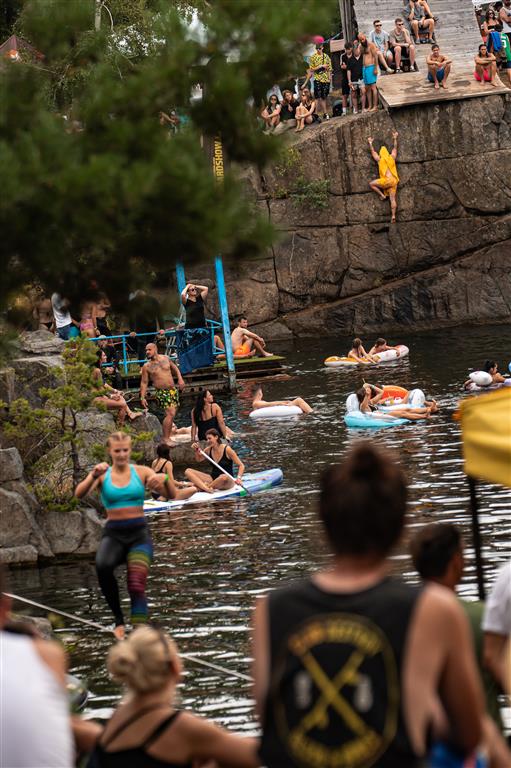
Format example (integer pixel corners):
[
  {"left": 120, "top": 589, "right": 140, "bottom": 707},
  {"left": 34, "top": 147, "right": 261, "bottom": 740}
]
[{"left": 460, "top": 388, "right": 511, "bottom": 488}]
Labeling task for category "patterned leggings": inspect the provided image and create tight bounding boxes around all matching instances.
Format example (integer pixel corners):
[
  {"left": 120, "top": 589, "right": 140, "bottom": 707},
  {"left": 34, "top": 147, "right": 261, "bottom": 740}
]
[{"left": 96, "top": 522, "right": 153, "bottom": 627}]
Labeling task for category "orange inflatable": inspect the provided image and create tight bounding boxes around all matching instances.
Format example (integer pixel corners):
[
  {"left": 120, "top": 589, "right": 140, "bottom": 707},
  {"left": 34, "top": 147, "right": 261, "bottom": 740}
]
[{"left": 381, "top": 385, "right": 408, "bottom": 401}]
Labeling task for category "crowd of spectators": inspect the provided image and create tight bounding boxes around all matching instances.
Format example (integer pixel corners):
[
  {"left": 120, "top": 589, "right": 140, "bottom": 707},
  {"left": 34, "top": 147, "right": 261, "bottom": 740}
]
[{"left": 475, "top": 0, "right": 511, "bottom": 85}]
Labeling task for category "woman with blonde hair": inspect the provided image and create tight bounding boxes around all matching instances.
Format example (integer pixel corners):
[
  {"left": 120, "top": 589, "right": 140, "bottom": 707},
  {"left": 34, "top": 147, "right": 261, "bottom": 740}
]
[
  {"left": 87, "top": 625, "right": 258, "bottom": 768},
  {"left": 76, "top": 432, "right": 181, "bottom": 640}
]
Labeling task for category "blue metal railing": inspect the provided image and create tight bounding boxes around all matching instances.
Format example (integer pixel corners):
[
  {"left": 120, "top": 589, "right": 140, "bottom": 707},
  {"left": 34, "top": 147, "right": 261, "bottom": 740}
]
[{"left": 92, "top": 319, "right": 224, "bottom": 376}]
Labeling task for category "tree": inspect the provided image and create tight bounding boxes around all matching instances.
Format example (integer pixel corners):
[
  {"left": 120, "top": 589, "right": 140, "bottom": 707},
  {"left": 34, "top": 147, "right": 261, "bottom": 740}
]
[{"left": 1, "top": 0, "right": 336, "bottom": 313}]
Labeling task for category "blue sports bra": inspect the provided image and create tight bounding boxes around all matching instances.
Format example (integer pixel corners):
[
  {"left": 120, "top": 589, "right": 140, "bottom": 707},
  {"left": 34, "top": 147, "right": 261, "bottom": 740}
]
[{"left": 100, "top": 466, "right": 146, "bottom": 510}]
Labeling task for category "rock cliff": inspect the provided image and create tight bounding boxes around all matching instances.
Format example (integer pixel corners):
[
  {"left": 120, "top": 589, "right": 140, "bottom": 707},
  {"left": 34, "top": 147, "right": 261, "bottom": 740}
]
[{"left": 201, "top": 93, "right": 511, "bottom": 338}]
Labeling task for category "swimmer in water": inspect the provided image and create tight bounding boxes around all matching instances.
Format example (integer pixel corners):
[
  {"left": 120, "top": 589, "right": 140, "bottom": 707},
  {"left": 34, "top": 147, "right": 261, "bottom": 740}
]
[
  {"left": 369, "top": 338, "right": 401, "bottom": 356},
  {"left": 252, "top": 385, "right": 313, "bottom": 414}
]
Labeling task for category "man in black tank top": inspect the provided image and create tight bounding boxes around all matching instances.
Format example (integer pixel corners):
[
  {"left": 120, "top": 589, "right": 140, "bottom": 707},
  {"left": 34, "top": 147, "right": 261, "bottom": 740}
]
[{"left": 253, "top": 444, "right": 485, "bottom": 768}]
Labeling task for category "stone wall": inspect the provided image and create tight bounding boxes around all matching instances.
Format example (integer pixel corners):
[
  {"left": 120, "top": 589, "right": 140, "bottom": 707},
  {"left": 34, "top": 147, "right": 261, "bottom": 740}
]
[{"left": 196, "top": 93, "right": 511, "bottom": 338}]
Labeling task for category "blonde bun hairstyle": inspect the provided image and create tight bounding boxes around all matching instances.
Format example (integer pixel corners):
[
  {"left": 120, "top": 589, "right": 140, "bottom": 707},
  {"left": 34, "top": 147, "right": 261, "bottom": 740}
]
[{"left": 108, "top": 626, "right": 180, "bottom": 694}]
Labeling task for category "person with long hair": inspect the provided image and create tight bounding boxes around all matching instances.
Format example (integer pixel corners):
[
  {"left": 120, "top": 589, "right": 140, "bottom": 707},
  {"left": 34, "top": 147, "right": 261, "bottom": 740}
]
[
  {"left": 151, "top": 443, "right": 197, "bottom": 501},
  {"left": 93, "top": 350, "right": 143, "bottom": 426},
  {"left": 191, "top": 390, "right": 232, "bottom": 443},
  {"left": 75, "top": 432, "right": 179, "bottom": 639},
  {"left": 86, "top": 625, "right": 258, "bottom": 767},
  {"left": 253, "top": 443, "right": 485, "bottom": 767},
  {"left": 261, "top": 94, "right": 281, "bottom": 133},
  {"left": 294, "top": 88, "right": 317, "bottom": 132},
  {"left": 474, "top": 43, "right": 499, "bottom": 86},
  {"left": 347, "top": 337, "right": 378, "bottom": 363},
  {"left": 356, "top": 383, "right": 434, "bottom": 420},
  {"left": 184, "top": 429, "right": 244, "bottom": 493}
]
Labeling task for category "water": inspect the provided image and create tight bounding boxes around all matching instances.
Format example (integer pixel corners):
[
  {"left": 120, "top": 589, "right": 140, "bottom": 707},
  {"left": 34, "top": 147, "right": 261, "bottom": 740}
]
[{"left": 7, "top": 324, "right": 511, "bottom": 728}]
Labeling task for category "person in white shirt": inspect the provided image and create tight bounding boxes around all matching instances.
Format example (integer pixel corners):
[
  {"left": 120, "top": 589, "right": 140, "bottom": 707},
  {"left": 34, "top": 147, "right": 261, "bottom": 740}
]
[
  {"left": 369, "top": 19, "right": 393, "bottom": 73},
  {"left": 482, "top": 561, "right": 511, "bottom": 694},
  {"left": 0, "top": 568, "right": 73, "bottom": 768},
  {"left": 50, "top": 292, "right": 77, "bottom": 340}
]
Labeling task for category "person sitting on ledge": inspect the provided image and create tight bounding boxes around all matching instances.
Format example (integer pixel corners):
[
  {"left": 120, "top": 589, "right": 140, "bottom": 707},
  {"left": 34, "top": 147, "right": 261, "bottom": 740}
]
[
  {"left": 231, "top": 315, "right": 273, "bottom": 358},
  {"left": 426, "top": 43, "right": 452, "bottom": 89},
  {"left": 474, "top": 43, "right": 499, "bottom": 86},
  {"left": 368, "top": 131, "right": 400, "bottom": 224},
  {"left": 404, "top": 0, "right": 435, "bottom": 44},
  {"left": 389, "top": 18, "right": 417, "bottom": 72},
  {"left": 261, "top": 94, "right": 281, "bottom": 134}
]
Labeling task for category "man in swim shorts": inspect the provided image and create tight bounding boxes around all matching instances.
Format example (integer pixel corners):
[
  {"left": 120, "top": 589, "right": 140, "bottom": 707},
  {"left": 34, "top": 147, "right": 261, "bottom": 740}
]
[
  {"left": 358, "top": 34, "right": 379, "bottom": 111},
  {"left": 427, "top": 43, "right": 452, "bottom": 89},
  {"left": 140, "top": 342, "right": 185, "bottom": 444},
  {"left": 231, "top": 316, "right": 273, "bottom": 358}
]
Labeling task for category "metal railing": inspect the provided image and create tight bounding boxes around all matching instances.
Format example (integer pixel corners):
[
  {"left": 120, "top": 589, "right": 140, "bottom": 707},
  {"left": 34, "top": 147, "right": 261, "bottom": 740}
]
[{"left": 91, "top": 319, "right": 224, "bottom": 376}]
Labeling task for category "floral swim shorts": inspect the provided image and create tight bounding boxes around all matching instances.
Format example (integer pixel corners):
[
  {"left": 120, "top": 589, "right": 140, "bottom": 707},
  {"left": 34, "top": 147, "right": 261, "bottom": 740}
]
[{"left": 154, "top": 387, "right": 179, "bottom": 409}]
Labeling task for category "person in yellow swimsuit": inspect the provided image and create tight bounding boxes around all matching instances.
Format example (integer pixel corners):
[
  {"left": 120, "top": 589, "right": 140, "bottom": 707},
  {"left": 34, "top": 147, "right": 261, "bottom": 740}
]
[{"left": 368, "top": 131, "right": 399, "bottom": 223}]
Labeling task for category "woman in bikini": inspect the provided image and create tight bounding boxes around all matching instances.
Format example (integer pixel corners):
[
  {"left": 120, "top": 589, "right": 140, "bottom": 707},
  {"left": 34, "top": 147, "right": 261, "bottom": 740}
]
[
  {"left": 93, "top": 350, "right": 143, "bottom": 426},
  {"left": 356, "top": 384, "right": 433, "bottom": 420},
  {"left": 75, "top": 432, "right": 180, "bottom": 639},
  {"left": 190, "top": 390, "right": 233, "bottom": 443},
  {"left": 150, "top": 443, "right": 197, "bottom": 501},
  {"left": 347, "top": 337, "right": 378, "bottom": 363},
  {"left": 184, "top": 429, "right": 245, "bottom": 493}
]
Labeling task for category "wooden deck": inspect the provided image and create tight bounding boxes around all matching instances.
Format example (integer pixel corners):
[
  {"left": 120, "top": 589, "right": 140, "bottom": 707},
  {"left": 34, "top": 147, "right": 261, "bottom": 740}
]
[
  {"left": 352, "top": 0, "right": 510, "bottom": 108},
  {"left": 377, "top": 68, "right": 509, "bottom": 109}
]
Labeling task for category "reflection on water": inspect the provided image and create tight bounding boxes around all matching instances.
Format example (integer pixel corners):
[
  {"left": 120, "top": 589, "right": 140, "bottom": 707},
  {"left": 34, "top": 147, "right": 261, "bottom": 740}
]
[{"left": 8, "top": 325, "right": 511, "bottom": 728}]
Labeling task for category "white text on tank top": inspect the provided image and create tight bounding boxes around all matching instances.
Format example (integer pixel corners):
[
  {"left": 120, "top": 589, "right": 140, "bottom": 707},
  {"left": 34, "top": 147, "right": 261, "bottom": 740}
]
[{"left": 0, "top": 632, "right": 73, "bottom": 768}]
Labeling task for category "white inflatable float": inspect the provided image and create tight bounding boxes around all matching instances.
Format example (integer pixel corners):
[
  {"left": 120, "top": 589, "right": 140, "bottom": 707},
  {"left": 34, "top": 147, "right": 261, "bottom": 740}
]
[
  {"left": 343, "top": 394, "right": 407, "bottom": 429},
  {"left": 324, "top": 345, "right": 409, "bottom": 368},
  {"left": 249, "top": 405, "right": 302, "bottom": 419}
]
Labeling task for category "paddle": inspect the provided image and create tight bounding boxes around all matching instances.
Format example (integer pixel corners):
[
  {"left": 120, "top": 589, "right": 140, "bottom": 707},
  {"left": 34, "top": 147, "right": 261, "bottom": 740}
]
[{"left": 198, "top": 447, "right": 251, "bottom": 496}]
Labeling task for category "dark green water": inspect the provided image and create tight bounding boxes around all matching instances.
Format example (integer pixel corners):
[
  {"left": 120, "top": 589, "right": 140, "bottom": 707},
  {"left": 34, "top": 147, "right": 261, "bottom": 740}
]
[{"left": 8, "top": 324, "right": 511, "bottom": 729}]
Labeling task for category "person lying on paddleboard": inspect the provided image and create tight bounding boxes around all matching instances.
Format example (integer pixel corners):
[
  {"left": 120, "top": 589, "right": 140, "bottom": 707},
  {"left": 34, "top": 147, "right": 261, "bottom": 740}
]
[
  {"left": 185, "top": 429, "right": 245, "bottom": 493},
  {"left": 151, "top": 443, "right": 197, "bottom": 501},
  {"left": 75, "top": 432, "right": 189, "bottom": 639},
  {"left": 251, "top": 385, "right": 313, "bottom": 414},
  {"left": 87, "top": 625, "right": 259, "bottom": 768},
  {"left": 369, "top": 337, "right": 401, "bottom": 356},
  {"left": 347, "top": 337, "right": 378, "bottom": 363},
  {"left": 357, "top": 385, "right": 434, "bottom": 420}
]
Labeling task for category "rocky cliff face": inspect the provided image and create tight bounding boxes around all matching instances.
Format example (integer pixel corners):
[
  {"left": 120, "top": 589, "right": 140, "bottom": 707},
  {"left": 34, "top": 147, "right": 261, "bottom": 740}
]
[{"left": 202, "top": 93, "right": 511, "bottom": 338}]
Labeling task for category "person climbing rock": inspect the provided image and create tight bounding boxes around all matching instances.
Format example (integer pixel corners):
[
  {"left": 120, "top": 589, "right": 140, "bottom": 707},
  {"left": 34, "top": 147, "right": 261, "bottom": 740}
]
[{"left": 368, "top": 131, "right": 400, "bottom": 223}]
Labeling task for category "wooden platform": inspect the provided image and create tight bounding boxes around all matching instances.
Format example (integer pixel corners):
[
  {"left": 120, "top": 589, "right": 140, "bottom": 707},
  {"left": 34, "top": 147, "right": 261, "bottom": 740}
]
[
  {"left": 377, "top": 68, "right": 509, "bottom": 109},
  {"left": 352, "top": 0, "right": 510, "bottom": 109}
]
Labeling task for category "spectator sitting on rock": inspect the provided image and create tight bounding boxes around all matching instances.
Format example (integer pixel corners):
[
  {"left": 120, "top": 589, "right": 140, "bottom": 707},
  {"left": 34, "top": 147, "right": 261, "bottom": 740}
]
[
  {"left": 347, "top": 40, "right": 366, "bottom": 113},
  {"left": 261, "top": 94, "right": 281, "bottom": 133},
  {"left": 427, "top": 43, "right": 452, "bottom": 89},
  {"left": 474, "top": 43, "right": 499, "bottom": 85},
  {"left": 294, "top": 88, "right": 317, "bottom": 132},
  {"left": 358, "top": 33, "right": 380, "bottom": 112},
  {"left": 93, "top": 350, "right": 143, "bottom": 425},
  {"left": 369, "top": 20, "right": 393, "bottom": 74},
  {"left": 308, "top": 37, "right": 332, "bottom": 120},
  {"left": 389, "top": 18, "right": 417, "bottom": 72},
  {"left": 404, "top": 0, "right": 435, "bottom": 44},
  {"left": 97, "top": 335, "right": 123, "bottom": 389},
  {"left": 273, "top": 90, "right": 297, "bottom": 134}
]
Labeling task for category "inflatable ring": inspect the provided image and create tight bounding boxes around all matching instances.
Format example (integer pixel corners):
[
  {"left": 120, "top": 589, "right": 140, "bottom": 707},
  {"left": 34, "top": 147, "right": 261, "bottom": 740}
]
[{"left": 249, "top": 405, "right": 303, "bottom": 419}]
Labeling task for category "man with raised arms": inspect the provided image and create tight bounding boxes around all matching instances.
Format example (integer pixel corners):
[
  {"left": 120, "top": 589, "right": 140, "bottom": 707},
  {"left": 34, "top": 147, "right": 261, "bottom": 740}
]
[{"left": 140, "top": 342, "right": 185, "bottom": 444}]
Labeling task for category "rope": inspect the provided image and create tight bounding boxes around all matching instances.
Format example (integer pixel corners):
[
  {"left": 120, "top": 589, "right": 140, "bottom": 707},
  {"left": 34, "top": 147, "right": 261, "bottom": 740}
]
[{"left": 4, "top": 592, "right": 252, "bottom": 683}]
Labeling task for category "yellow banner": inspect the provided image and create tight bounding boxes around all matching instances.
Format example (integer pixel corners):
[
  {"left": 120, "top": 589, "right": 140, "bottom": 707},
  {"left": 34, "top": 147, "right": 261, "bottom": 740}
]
[{"left": 460, "top": 388, "right": 511, "bottom": 488}]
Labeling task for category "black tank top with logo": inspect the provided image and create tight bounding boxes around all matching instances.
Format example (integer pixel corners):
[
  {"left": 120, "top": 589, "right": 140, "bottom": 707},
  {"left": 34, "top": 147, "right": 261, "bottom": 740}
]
[{"left": 259, "top": 577, "right": 423, "bottom": 768}]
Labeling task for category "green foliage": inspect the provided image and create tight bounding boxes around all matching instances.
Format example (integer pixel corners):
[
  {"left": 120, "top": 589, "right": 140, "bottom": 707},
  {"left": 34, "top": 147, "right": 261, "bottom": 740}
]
[
  {"left": 274, "top": 146, "right": 330, "bottom": 210},
  {"left": 1, "top": 0, "right": 335, "bottom": 313}
]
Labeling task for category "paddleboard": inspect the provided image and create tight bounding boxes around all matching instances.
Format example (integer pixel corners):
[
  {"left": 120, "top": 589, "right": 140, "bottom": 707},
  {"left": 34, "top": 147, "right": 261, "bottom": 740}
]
[
  {"left": 324, "top": 345, "right": 409, "bottom": 368},
  {"left": 144, "top": 468, "right": 283, "bottom": 512}
]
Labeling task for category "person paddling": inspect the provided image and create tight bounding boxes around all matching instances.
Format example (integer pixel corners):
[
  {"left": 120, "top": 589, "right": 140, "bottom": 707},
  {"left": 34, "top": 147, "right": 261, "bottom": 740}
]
[
  {"left": 75, "top": 432, "right": 180, "bottom": 640},
  {"left": 252, "top": 385, "right": 313, "bottom": 414},
  {"left": 184, "top": 429, "right": 245, "bottom": 493}
]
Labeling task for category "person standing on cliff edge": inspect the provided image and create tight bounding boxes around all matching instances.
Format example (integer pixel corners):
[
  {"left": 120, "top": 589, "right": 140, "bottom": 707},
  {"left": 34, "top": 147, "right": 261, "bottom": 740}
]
[{"left": 368, "top": 131, "right": 400, "bottom": 223}]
